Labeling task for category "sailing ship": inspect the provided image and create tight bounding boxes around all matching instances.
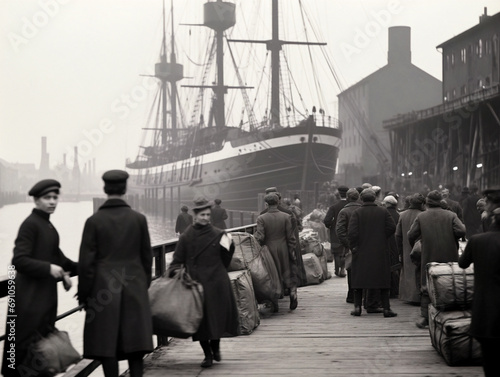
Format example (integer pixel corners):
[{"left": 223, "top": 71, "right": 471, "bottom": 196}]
[{"left": 126, "top": 0, "right": 342, "bottom": 211}]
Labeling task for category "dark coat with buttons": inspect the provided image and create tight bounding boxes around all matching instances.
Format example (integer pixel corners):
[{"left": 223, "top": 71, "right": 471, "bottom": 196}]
[
  {"left": 2, "top": 209, "right": 77, "bottom": 377},
  {"left": 169, "top": 223, "right": 239, "bottom": 341},
  {"left": 78, "top": 199, "right": 153, "bottom": 359},
  {"left": 459, "top": 223, "right": 500, "bottom": 339}
]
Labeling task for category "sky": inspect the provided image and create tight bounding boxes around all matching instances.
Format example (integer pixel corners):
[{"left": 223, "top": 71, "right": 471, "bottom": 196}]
[{"left": 1, "top": 0, "right": 500, "bottom": 173}]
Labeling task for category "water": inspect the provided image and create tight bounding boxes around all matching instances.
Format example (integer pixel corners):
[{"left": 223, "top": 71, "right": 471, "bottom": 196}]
[{"left": 0, "top": 201, "right": 176, "bottom": 375}]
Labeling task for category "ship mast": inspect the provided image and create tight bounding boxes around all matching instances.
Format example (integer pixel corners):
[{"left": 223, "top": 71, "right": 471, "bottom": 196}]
[
  {"left": 155, "top": 0, "right": 183, "bottom": 144},
  {"left": 229, "top": 0, "right": 326, "bottom": 127}
]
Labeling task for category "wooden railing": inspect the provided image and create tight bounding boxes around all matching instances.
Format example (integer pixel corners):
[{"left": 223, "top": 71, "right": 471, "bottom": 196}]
[{"left": 0, "top": 223, "right": 257, "bottom": 376}]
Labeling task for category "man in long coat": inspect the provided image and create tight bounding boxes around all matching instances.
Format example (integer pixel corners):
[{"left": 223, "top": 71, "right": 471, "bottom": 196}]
[
  {"left": 408, "top": 190, "right": 466, "bottom": 328},
  {"left": 2, "top": 180, "right": 77, "bottom": 377},
  {"left": 383, "top": 196, "right": 400, "bottom": 298},
  {"left": 210, "top": 199, "right": 228, "bottom": 229},
  {"left": 395, "top": 193, "right": 425, "bottom": 304},
  {"left": 347, "top": 189, "right": 397, "bottom": 317},
  {"left": 336, "top": 188, "right": 361, "bottom": 303},
  {"left": 462, "top": 185, "right": 482, "bottom": 238},
  {"left": 458, "top": 204, "right": 500, "bottom": 377},
  {"left": 78, "top": 170, "right": 153, "bottom": 377},
  {"left": 255, "top": 193, "right": 298, "bottom": 310},
  {"left": 175, "top": 205, "right": 193, "bottom": 234},
  {"left": 324, "top": 185, "right": 349, "bottom": 276},
  {"left": 260, "top": 187, "right": 306, "bottom": 286}
]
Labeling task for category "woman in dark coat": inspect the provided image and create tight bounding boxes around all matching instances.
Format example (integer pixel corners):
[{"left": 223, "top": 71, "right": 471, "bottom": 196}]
[
  {"left": 2, "top": 180, "right": 77, "bottom": 377},
  {"left": 458, "top": 202, "right": 500, "bottom": 377},
  {"left": 78, "top": 170, "right": 153, "bottom": 377},
  {"left": 168, "top": 197, "right": 239, "bottom": 368},
  {"left": 347, "top": 189, "right": 397, "bottom": 317},
  {"left": 383, "top": 195, "right": 400, "bottom": 298}
]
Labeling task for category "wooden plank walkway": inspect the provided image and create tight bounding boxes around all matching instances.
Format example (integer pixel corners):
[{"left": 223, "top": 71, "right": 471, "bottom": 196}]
[{"left": 140, "top": 261, "right": 483, "bottom": 376}]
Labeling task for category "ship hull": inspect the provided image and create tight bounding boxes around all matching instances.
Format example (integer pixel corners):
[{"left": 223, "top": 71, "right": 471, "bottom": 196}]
[{"left": 127, "top": 124, "right": 340, "bottom": 211}]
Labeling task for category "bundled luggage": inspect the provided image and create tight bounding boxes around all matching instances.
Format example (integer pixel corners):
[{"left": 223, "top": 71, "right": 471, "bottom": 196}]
[
  {"left": 302, "top": 253, "right": 324, "bottom": 285},
  {"left": 428, "top": 304, "right": 482, "bottom": 366},
  {"left": 427, "top": 262, "right": 474, "bottom": 310},
  {"left": 299, "top": 229, "right": 323, "bottom": 256},
  {"left": 228, "top": 270, "right": 260, "bottom": 335},
  {"left": 228, "top": 232, "right": 282, "bottom": 305}
]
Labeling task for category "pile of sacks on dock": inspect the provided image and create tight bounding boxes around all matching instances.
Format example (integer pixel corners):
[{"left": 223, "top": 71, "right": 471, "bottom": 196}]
[
  {"left": 299, "top": 228, "right": 331, "bottom": 285},
  {"left": 426, "top": 262, "right": 481, "bottom": 366}
]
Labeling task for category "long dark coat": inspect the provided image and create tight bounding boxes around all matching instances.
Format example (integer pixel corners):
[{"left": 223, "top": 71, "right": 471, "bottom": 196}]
[
  {"left": 261, "top": 205, "right": 306, "bottom": 285},
  {"left": 255, "top": 207, "right": 296, "bottom": 288},
  {"left": 395, "top": 208, "right": 423, "bottom": 303},
  {"left": 462, "top": 194, "right": 482, "bottom": 238},
  {"left": 211, "top": 205, "right": 228, "bottom": 229},
  {"left": 169, "top": 223, "right": 239, "bottom": 341},
  {"left": 324, "top": 199, "right": 348, "bottom": 252},
  {"left": 458, "top": 223, "right": 500, "bottom": 339},
  {"left": 347, "top": 203, "right": 396, "bottom": 289},
  {"left": 2, "top": 209, "right": 77, "bottom": 377},
  {"left": 78, "top": 199, "right": 153, "bottom": 359},
  {"left": 175, "top": 212, "right": 193, "bottom": 234},
  {"left": 335, "top": 202, "right": 361, "bottom": 249},
  {"left": 407, "top": 207, "right": 466, "bottom": 288}
]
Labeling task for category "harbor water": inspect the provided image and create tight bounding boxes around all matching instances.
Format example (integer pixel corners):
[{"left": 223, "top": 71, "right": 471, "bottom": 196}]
[{"left": 0, "top": 200, "right": 177, "bottom": 375}]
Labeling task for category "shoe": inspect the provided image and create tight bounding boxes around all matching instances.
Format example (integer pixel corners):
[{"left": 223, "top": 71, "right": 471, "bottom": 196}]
[
  {"left": 212, "top": 350, "right": 221, "bottom": 362},
  {"left": 350, "top": 306, "right": 361, "bottom": 316},
  {"left": 415, "top": 317, "right": 429, "bottom": 328},
  {"left": 201, "top": 357, "right": 213, "bottom": 368},
  {"left": 346, "top": 297, "right": 354, "bottom": 304},
  {"left": 383, "top": 309, "right": 397, "bottom": 318},
  {"left": 338, "top": 268, "right": 346, "bottom": 277},
  {"left": 289, "top": 292, "right": 298, "bottom": 310},
  {"left": 366, "top": 308, "right": 383, "bottom": 314}
]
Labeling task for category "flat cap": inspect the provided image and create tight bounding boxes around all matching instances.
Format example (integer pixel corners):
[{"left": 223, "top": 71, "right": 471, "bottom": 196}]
[
  {"left": 360, "top": 188, "right": 376, "bottom": 202},
  {"left": 346, "top": 188, "right": 359, "bottom": 201},
  {"left": 264, "top": 193, "right": 279, "bottom": 205},
  {"left": 102, "top": 169, "right": 129, "bottom": 183},
  {"left": 371, "top": 185, "right": 381, "bottom": 193},
  {"left": 483, "top": 186, "right": 500, "bottom": 204},
  {"left": 426, "top": 190, "right": 443, "bottom": 206},
  {"left": 28, "top": 179, "right": 61, "bottom": 197},
  {"left": 337, "top": 185, "right": 349, "bottom": 194},
  {"left": 265, "top": 187, "right": 278, "bottom": 194},
  {"left": 383, "top": 195, "right": 398, "bottom": 205}
]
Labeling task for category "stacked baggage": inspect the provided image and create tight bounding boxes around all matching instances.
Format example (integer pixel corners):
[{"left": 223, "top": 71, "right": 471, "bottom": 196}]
[
  {"left": 426, "top": 262, "right": 481, "bottom": 366},
  {"left": 299, "top": 229, "right": 331, "bottom": 285},
  {"left": 228, "top": 269, "right": 260, "bottom": 335}
]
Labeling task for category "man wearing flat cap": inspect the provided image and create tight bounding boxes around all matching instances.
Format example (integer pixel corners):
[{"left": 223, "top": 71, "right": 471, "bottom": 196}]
[
  {"left": 255, "top": 193, "right": 298, "bottom": 310},
  {"left": 324, "top": 185, "right": 349, "bottom": 277},
  {"left": 261, "top": 187, "right": 306, "bottom": 286},
  {"left": 408, "top": 190, "right": 466, "bottom": 328},
  {"left": 2, "top": 179, "right": 77, "bottom": 377},
  {"left": 78, "top": 170, "right": 153, "bottom": 377}
]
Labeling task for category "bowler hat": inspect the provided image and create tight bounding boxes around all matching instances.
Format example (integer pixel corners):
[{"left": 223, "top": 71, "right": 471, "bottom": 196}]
[
  {"left": 28, "top": 179, "right": 61, "bottom": 197},
  {"left": 192, "top": 197, "right": 212, "bottom": 211}
]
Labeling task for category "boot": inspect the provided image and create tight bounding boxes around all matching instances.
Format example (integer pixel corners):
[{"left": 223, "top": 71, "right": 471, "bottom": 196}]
[
  {"left": 415, "top": 317, "right": 429, "bottom": 328},
  {"left": 383, "top": 309, "right": 397, "bottom": 317},
  {"left": 350, "top": 306, "right": 361, "bottom": 316},
  {"left": 289, "top": 287, "right": 298, "bottom": 310},
  {"left": 210, "top": 340, "right": 221, "bottom": 362},
  {"left": 199, "top": 341, "right": 213, "bottom": 368},
  {"left": 338, "top": 267, "right": 346, "bottom": 277}
]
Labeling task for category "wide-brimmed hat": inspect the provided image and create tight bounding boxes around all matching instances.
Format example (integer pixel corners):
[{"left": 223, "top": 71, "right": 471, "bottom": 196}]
[{"left": 192, "top": 197, "right": 212, "bottom": 211}]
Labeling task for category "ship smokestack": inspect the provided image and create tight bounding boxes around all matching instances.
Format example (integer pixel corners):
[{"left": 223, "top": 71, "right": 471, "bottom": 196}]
[
  {"left": 39, "top": 136, "right": 50, "bottom": 177},
  {"left": 388, "top": 26, "right": 411, "bottom": 65}
]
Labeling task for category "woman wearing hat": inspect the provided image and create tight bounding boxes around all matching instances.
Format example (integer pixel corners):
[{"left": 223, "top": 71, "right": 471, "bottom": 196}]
[
  {"left": 2, "top": 179, "right": 77, "bottom": 377},
  {"left": 168, "top": 197, "right": 239, "bottom": 368}
]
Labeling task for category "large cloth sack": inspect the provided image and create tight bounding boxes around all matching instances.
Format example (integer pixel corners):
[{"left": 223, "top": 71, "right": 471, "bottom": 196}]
[
  {"left": 322, "top": 242, "right": 333, "bottom": 262},
  {"left": 149, "top": 266, "right": 204, "bottom": 338},
  {"left": 247, "top": 245, "right": 282, "bottom": 305},
  {"left": 427, "top": 262, "right": 474, "bottom": 310},
  {"left": 22, "top": 328, "right": 81, "bottom": 376},
  {"left": 318, "top": 247, "right": 330, "bottom": 280},
  {"left": 228, "top": 232, "right": 261, "bottom": 271},
  {"left": 228, "top": 270, "right": 260, "bottom": 335},
  {"left": 428, "top": 304, "right": 482, "bottom": 366},
  {"left": 299, "top": 230, "right": 323, "bottom": 256},
  {"left": 302, "top": 253, "right": 324, "bottom": 285}
]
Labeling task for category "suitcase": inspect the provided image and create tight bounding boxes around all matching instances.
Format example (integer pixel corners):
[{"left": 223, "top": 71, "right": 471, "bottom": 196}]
[
  {"left": 427, "top": 262, "right": 474, "bottom": 310},
  {"left": 228, "top": 270, "right": 260, "bottom": 335},
  {"left": 428, "top": 304, "right": 482, "bottom": 366}
]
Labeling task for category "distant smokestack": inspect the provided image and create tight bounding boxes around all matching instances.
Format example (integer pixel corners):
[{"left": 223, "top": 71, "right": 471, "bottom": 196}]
[
  {"left": 63, "top": 153, "right": 67, "bottom": 167},
  {"left": 92, "top": 158, "right": 96, "bottom": 176},
  {"left": 479, "top": 7, "right": 489, "bottom": 23},
  {"left": 388, "top": 26, "right": 411, "bottom": 65},
  {"left": 39, "top": 136, "right": 49, "bottom": 177}
]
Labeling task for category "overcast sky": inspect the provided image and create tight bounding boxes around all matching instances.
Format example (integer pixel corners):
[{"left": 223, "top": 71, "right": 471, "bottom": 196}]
[{"left": 1, "top": 0, "right": 499, "bottom": 172}]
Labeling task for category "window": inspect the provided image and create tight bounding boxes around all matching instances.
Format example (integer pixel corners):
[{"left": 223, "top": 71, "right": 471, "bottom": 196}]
[
  {"left": 452, "top": 89, "right": 456, "bottom": 98},
  {"left": 486, "top": 77, "right": 491, "bottom": 86},
  {"left": 461, "top": 85, "right": 467, "bottom": 95},
  {"left": 446, "top": 55, "right": 450, "bottom": 69},
  {"left": 478, "top": 79, "right": 483, "bottom": 89},
  {"left": 479, "top": 39, "right": 483, "bottom": 58},
  {"left": 451, "top": 53, "right": 455, "bottom": 66},
  {"left": 485, "top": 39, "right": 491, "bottom": 55},
  {"left": 461, "top": 48, "right": 466, "bottom": 63}
]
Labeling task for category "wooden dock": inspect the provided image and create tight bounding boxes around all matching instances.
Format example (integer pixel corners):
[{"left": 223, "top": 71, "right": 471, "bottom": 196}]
[{"left": 138, "top": 261, "right": 483, "bottom": 377}]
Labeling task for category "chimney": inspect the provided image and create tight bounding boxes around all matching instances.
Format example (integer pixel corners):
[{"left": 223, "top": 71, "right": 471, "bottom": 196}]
[
  {"left": 388, "top": 26, "right": 411, "bottom": 65},
  {"left": 39, "top": 136, "right": 49, "bottom": 177},
  {"left": 63, "top": 153, "right": 67, "bottom": 167},
  {"left": 92, "top": 158, "right": 96, "bottom": 176},
  {"left": 479, "top": 7, "right": 489, "bottom": 23}
]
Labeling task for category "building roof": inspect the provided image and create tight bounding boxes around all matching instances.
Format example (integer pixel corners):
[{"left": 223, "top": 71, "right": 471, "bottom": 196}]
[{"left": 436, "top": 11, "right": 500, "bottom": 49}]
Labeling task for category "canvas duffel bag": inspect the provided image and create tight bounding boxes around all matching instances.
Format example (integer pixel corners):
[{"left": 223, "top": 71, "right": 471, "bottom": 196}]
[
  {"left": 427, "top": 262, "right": 474, "bottom": 310},
  {"left": 228, "top": 269, "right": 260, "bottom": 335}
]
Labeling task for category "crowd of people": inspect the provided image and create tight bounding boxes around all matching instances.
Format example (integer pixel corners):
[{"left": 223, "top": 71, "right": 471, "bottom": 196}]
[{"left": 2, "top": 174, "right": 500, "bottom": 377}]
